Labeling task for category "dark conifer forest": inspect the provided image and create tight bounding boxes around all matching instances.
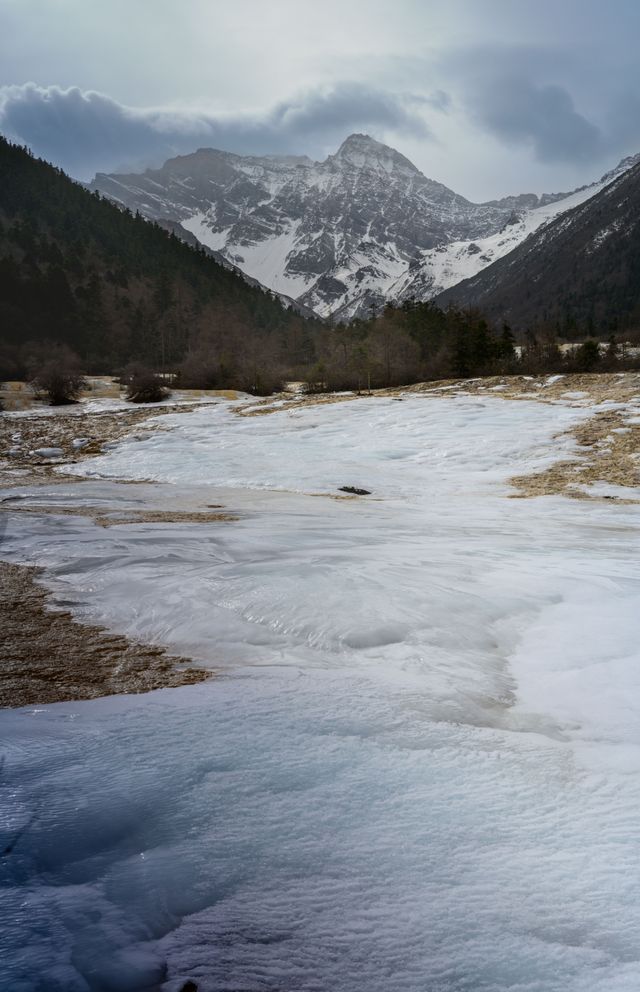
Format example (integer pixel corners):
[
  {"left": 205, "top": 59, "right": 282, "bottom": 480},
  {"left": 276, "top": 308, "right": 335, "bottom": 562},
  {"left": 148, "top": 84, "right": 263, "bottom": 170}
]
[
  {"left": 1, "top": 137, "right": 639, "bottom": 393},
  {"left": 0, "top": 137, "right": 320, "bottom": 389}
]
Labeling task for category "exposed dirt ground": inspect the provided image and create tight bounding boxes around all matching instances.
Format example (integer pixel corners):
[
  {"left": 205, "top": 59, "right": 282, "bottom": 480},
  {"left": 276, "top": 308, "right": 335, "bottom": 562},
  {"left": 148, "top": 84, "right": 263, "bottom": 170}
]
[
  {"left": 2, "top": 502, "right": 238, "bottom": 527},
  {"left": 0, "top": 403, "right": 202, "bottom": 488},
  {"left": 0, "top": 376, "right": 239, "bottom": 488},
  {"left": 0, "top": 561, "right": 211, "bottom": 708}
]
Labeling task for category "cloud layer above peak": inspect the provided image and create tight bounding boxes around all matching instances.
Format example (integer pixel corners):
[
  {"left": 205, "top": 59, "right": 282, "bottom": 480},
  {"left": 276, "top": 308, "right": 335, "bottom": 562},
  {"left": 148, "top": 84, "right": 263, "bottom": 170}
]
[
  {"left": 4, "top": 0, "right": 640, "bottom": 198},
  {"left": 0, "top": 82, "right": 433, "bottom": 179}
]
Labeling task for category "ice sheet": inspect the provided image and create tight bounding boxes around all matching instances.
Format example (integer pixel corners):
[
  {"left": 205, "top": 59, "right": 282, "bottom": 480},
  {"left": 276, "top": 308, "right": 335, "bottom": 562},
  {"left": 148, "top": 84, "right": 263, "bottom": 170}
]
[
  {"left": 3, "top": 675, "right": 640, "bottom": 992},
  {"left": 2, "top": 393, "right": 640, "bottom": 991},
  {"left": 64, "top": 394, "right": 588, "bottom": 496}
]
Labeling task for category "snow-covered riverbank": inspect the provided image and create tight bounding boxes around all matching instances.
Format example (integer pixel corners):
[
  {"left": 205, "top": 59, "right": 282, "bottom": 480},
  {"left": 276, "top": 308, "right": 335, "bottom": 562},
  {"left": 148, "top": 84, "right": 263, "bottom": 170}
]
[{"left": 2, "top": 391, "right": 640, "bottom": 991}]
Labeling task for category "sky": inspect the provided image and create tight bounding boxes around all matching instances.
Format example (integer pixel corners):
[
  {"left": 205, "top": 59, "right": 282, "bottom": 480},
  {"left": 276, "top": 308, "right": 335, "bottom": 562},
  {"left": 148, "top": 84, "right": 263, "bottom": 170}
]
[{"left": 2, "top": 0, "right": 640, "bottom": 200}]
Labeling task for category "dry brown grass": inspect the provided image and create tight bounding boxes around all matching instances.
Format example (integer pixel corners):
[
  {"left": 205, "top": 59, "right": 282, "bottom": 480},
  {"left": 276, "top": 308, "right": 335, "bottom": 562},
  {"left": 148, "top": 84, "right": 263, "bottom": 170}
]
[
  {"left": 510, "top": 410, "right": 640, "bottom": 501},
  {"left": 0, "top": 403, "right": 200, "bottom": 488},
  {"left": 399, "top": 371, "right": 640, "bottom": 405},
  {"left": 0, "top": 561, "right": 211, "bottom": 708},
  {"left": 411, "top": 374, "right": 640, "bottom": 500},
  {"left": 1, "top": 503, "right": 238, "bottom": 526}
]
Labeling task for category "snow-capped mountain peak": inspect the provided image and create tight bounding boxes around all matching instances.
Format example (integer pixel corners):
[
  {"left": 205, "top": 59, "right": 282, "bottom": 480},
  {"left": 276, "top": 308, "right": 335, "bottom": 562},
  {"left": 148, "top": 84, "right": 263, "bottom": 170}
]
[
  {"left": 331, "top": 133, "right": 420, "bottom": 176},
  {"left": 90, "top": 139, "right": 640, "bottom": 320}
]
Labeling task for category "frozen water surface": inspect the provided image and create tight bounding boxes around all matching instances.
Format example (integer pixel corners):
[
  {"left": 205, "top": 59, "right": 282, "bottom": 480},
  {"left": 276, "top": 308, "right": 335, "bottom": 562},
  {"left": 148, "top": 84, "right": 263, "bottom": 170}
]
[{"left": 1, "top": 394, "right": 640, "bottom": 991}]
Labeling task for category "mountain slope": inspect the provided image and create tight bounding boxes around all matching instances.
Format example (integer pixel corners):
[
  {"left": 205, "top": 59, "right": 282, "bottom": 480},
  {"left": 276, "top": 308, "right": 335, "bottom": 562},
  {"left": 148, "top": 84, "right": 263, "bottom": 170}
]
[
  {"left": 156, "top": 217, "right": 318, "bottom": 319},
  {"left": 90, "top": 135, "right": 640, "bottom": 323},
  {"left": 0, "top": 138, "right": 316, "bottom": 376},
  {"left": 390, "top": 155, "right": 640, "bottom": 305},
  {"left": 436, "top": 158, "right": 640, "bottom": 332},
  {"left": 91, "top": 134, "right": 563, "bottom": 320}
]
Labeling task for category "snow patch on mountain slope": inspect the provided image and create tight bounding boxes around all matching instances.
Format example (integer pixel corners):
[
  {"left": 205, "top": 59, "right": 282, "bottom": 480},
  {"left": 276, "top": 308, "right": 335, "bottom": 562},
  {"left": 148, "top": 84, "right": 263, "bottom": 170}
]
[
  {"left": 181, "top": 212, "right": 232, "bottom": 252},
  {"left": 305, "top": 239, "right": 410, "bottom": 319},
  {"left": 229, "top": 223, "right": 316, "bottom": 299},
  {"left": 394, "top": 163, "right": 640, "bottom": 303},
  {"left": 586, "top": 218, "right": 624, "bottom": 254}
]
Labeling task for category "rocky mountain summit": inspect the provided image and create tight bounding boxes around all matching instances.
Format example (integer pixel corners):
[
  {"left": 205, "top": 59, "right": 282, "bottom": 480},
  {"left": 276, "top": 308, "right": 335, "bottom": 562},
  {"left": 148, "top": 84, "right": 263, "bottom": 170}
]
[{"left": 91, "top": 135, "right": 640, "bottom": 320}]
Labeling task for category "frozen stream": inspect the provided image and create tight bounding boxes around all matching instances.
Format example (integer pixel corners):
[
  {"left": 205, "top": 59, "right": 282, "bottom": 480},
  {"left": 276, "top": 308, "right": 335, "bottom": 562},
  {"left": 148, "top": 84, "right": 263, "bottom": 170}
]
[{"left": 1, "top": 394, "right": 640, "bottom": 991}]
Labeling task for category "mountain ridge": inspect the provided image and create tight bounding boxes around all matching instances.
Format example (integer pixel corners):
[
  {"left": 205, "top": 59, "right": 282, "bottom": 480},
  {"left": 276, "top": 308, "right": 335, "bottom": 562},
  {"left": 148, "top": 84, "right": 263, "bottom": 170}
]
[
  {"left": 435, "top": 157, "right": 640, "bottom": 331},
  {"left": 89, "top": 133, "right": 526, "bottom": 318},
  {"left": 90, "top": 135, "right": 640, "bottom": 321}
]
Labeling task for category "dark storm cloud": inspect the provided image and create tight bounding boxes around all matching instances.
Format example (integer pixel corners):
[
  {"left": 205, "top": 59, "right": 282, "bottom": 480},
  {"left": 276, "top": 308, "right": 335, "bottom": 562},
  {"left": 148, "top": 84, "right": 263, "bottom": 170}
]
[
  {"left": 442, "top": 44, "right": 603, "bottom": 164},
  {"left": 268, "top": 83, "right": 432, "bottom": 139},
  {"left": 4, "top": 0, "right": 640, "bottom": 198},
  {"left": 0, "top": 81, "right": 432, "bottom": 179},
  {"left": 470, "top": 75, "right": 602, "bottom": 163}
]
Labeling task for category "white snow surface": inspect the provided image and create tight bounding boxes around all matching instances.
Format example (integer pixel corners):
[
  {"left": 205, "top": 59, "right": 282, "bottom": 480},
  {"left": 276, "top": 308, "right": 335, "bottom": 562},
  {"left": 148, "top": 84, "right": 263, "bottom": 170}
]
[
  {"left": 2, "top": 393, "right": 640, "bottom": 991},
  {"left": 394, "top": 174, "right": 628, "bottom": 301}
]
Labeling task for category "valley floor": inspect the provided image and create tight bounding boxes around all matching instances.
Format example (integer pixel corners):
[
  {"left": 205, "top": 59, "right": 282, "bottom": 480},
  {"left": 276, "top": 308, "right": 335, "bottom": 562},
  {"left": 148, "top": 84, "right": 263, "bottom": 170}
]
[{"left": 1, "top": 375, "right": 640, "bottom": 991}]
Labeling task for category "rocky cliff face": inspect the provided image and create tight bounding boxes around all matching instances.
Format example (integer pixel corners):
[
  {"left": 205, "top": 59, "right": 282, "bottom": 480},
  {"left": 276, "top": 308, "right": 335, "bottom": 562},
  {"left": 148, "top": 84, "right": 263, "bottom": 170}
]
[
  {"left": 91, "top": 135, "right": 639, "bottom": 320},
  {"left": 90, "top": 134, "right": 525, "bottom": 318}
]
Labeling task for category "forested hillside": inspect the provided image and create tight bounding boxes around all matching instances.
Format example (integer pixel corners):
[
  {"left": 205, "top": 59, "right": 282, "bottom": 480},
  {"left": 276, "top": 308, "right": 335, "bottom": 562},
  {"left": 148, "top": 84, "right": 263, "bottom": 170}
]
[
  {"left": 2, "top": 138, "right": 639, "bottom": 393},
  {"left": 437, "top": 159, "right": 640, "bottom": 334},
  {"left": 0, "top": 138, "right": 318, "bottom": 385}
]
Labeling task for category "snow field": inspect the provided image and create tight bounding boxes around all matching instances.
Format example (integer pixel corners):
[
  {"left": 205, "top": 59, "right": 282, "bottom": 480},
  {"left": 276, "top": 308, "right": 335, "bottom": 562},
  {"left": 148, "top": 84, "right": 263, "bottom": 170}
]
[
  {"left": 3, "top": 672, "right": 640, "bottom": 992},
  {"left": 2, "top": 393, "right": 640, "bottom": 990}
]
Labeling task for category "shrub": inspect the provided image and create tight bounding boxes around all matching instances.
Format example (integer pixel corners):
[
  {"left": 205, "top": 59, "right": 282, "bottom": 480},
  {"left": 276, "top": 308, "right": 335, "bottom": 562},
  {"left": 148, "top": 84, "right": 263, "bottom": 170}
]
[
  {"left": 177, "top": 350, "right": 218, "bottom": 389},
  {"left": 242, "top": 367, "right": 285, "bottom": 396},
  {"left": 123, "top": 365, "right": 171, "bottom": 403},
  {"left": 303, "top": 362, "right": 329, "bottom": 394},
  {"left": 29, "top": 348, "right": 86, "bottom": 405},
  {"left": 572, "top": 338, "right": 601, "bottom": 372}
]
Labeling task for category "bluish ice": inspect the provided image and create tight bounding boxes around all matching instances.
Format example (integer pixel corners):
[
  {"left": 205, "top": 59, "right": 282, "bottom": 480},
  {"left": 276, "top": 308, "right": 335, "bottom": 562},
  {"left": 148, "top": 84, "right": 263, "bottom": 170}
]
[{"left": 2, "top": 394, "right": 640, "bottom": 991}]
